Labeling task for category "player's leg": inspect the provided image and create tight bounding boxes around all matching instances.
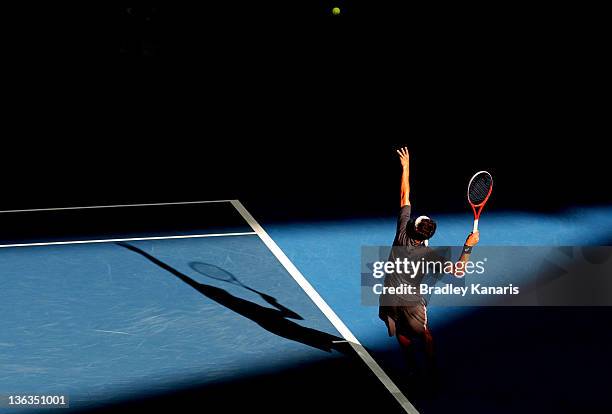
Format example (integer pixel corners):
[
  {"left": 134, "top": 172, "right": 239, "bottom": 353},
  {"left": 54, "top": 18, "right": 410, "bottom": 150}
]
[
  {"left": 398, "top": 306, "right": 439, "bottom": 390},
  {"left": 396, "top": 307, "right": 426, "bottom": 376},
  {"left": 422, "top": 326, "right": 439, "bottom": 391},
  {"left": 396, "top": 332, "right": 419, "bottom": 378}
]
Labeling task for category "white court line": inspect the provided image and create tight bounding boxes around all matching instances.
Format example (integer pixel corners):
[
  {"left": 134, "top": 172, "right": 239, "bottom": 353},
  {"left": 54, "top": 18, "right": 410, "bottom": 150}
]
[
  {"left": 0, "top": 198, "right": 416, "bottom": 411},
  {"left": 93, "top": 330, "right": 133, "bottom": 335},
  {"left": 230, "top": 200, "right": 418, "bottom": 414},
  {"left": 0, "top": 232, "right": 257, "bottom": 249},
  {"left": 0, "top": 199, "right": 233, "bottom": 214}
]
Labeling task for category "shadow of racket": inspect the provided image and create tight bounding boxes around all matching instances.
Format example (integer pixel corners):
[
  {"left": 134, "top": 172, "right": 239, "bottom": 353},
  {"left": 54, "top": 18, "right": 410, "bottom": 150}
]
[{"left": 189, "top": 261, "right": 303, "bottom": 320}]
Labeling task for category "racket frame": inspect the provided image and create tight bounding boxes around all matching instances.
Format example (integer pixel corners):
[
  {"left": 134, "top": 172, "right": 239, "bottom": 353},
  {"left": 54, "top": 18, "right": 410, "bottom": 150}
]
[{"left": 467, "top": 170, "right": 493, "bottom": 232}]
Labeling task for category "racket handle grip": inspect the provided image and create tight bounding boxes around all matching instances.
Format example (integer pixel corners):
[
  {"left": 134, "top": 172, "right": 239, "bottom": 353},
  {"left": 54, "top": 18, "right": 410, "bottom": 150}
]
[{"left": 472, "top": 219, "right": 479, "bottom": 233}]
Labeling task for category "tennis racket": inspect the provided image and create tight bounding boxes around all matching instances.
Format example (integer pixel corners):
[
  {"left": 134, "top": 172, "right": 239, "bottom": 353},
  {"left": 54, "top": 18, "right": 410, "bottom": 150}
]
[{"left": 467, "top": 171, "right": 493, "bottom": 232}]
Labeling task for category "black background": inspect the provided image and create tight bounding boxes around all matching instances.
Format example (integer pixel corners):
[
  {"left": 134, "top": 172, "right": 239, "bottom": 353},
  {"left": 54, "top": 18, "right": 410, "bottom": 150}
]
[
  {"left": 0, "top": 5, "right": 608, "bottom": 413},
  {"left": 4, "top": 4, "right": 609, "bottom": 222}
]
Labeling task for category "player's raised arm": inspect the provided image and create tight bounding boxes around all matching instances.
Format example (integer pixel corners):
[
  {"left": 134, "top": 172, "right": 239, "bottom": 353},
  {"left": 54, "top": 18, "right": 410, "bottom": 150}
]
[
  {"left": 451, "top": 231, "right": 479, "bottom": 277},
  {"left": 397, "top": 147, "right": 410, "bottom": 207}
]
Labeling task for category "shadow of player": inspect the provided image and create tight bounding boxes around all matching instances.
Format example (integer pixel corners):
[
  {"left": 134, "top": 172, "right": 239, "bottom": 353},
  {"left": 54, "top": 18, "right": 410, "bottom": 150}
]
[{"left": 116, "top": 242, "right": 352, "bottom": 355}]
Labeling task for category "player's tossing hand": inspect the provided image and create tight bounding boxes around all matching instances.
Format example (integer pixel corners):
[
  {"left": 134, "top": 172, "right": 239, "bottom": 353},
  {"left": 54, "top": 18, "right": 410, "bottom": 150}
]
[
  {"left": 396, "top": 147, "right": 409, "bottom": 169},
  {"left": 465, "top": 231, "right": 480, "bottom": 247}
]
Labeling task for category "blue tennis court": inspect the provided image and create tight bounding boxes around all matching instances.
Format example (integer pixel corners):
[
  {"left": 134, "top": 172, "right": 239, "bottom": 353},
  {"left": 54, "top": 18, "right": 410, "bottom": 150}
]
[
  {"left": 264, "top": 205, "right": 612, "bottom": 413},
  {"left": 0, "top": 201, "right": 411, "bottom": 413},
  {"left": 1, "top": 201, "right": 611, "bottom": 413}
]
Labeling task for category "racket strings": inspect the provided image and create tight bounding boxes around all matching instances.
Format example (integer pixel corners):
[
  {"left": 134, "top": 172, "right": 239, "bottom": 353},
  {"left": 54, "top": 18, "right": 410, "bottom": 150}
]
[{"left": 468, "top": 174, "right": 492, "bottom": 204}]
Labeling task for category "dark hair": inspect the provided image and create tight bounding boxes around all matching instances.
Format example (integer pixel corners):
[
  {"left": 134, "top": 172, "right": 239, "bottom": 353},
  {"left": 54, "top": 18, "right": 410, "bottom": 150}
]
[{"left": 407, "top": 217, "right": 437, "bottom": 241}]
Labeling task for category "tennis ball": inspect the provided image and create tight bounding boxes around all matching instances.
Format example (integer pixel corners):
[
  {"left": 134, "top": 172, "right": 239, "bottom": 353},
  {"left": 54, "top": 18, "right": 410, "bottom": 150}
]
[{"left": 332, "top": 7, "right": 341, "bottom": 16}]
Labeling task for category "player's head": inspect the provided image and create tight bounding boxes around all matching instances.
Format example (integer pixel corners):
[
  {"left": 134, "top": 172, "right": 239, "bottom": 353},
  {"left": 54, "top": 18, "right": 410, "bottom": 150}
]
[{"left": 408, "top": 215, "right": 437, "bottom": 242}]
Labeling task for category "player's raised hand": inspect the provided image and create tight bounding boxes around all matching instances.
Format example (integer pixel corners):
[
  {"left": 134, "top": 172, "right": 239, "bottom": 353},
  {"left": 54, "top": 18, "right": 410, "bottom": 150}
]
[
  {"left": 466, "top": 231, "right": 480, "bottom": 247},
  {"left": 396, "top": 147, "right": 409, "bottom": 169}
]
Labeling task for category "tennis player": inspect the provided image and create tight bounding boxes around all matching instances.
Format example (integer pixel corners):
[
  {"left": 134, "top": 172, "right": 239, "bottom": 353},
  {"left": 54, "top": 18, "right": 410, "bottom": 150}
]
[{"left": 379, "top": 147, "right": 480, "bottom": 381}]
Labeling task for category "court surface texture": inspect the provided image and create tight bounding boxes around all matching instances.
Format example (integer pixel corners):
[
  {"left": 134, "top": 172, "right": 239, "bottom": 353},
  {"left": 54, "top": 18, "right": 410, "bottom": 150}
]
[{"left": 1, "top": 201, "right": 611, "bottom": 413}]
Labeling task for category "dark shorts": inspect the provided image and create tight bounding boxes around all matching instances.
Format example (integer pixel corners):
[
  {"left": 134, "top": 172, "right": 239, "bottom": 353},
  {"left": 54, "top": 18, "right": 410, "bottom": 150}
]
[{"left": 379, "top": 301, "right": 428, "bottom": 338}]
